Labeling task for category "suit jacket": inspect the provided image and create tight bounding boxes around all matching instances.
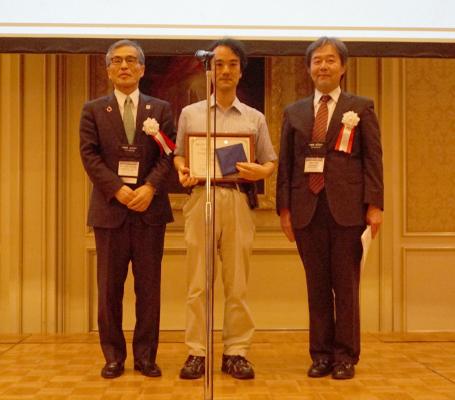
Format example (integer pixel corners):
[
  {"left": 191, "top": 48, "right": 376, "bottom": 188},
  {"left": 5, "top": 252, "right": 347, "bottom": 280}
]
[
  {"left": 276, "top": 91, "right": 383, "bottom": 228},
  {"left": 80, "top": 92, "right": 175, "bottom": 228}
]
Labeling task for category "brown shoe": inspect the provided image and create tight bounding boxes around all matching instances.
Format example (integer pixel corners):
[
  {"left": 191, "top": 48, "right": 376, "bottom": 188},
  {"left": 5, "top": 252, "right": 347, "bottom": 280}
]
[
  {"left": 134, "top": 360, "right": 162, "bottom": 377},
  {"left": 179, "top": 355, "right": 205, "bottom": 379},
  {"left": 307, "top": 359, "right": 333, "bottom": 378},
  {"left": 221, "top": 355, "right": 255, "bottom": 380},
  {"left": 101, "top": 362, "right": 124, "bottom": 379},
  {"left": 332, "top": 361, "right": 355, "bottom": 380}
]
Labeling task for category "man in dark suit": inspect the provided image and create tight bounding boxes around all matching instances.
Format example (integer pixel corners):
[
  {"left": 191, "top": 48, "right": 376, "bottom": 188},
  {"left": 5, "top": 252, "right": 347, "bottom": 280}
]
[
  {"left": 80, "top": 39, "right": 175, "bottom": 379},
  {"left": 276, "top": 37, "right": 383, "bottom": 380}
]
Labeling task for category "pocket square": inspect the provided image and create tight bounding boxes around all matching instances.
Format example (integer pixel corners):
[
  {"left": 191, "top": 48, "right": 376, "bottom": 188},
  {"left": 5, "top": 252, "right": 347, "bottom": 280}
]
[{"left": 215, "top": 143, "right": 248, "bottom": 176}]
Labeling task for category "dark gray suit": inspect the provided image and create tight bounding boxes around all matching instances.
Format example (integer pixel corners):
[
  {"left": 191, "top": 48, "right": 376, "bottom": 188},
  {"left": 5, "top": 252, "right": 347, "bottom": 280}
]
[
  {"left": 277, "top": 91, "right": 383, "bottom": 364},
  {"left": 80, "top": 92, "right": 175, "bottom": 365}
]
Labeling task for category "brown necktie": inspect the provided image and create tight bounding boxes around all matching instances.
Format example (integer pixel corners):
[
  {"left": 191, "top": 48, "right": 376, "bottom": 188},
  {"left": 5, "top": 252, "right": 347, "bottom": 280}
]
[{"left": 308, "top": 95, "right": 331, "bottom": 194}]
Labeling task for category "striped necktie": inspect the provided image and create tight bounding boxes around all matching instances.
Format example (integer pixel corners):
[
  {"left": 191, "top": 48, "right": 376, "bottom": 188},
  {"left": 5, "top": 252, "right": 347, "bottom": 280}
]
[{"left": 308, "top": 94, "right": 331, "bottom": 194}]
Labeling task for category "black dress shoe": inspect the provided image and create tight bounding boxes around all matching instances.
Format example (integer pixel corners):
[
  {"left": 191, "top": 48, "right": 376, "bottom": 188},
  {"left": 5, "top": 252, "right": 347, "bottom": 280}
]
[
  {"left": 221, "top": 355, "right": 255, "bottom": 380},
  {"left": 179, "top": 355, "right": 205, "bottom": 379},
  {"left": 134, "top": 360, "right": 162, "bottom": 377},
  {"left": 332, "top": 362, "right": 355, "bottom": 380},
  {"left": 101, "top": 362, "right": 124, "bottom": 379},
  {"left": 307, "top": 359, "right": 333, "bottom": 378}
]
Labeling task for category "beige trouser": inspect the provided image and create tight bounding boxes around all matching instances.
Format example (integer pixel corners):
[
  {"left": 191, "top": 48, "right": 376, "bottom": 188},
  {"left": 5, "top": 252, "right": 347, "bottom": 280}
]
[{"left": 183, "top": 186, "right": 255, "bottom": 356}]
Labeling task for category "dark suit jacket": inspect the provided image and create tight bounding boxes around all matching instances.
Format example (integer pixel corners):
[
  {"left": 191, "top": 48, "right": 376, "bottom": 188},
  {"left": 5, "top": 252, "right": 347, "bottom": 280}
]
[
  {"left": 276, "top": 91, "right": 383, "bottom": 228},
  {"left": 80, "top": 92, "right": 175, "bottom": 228}
]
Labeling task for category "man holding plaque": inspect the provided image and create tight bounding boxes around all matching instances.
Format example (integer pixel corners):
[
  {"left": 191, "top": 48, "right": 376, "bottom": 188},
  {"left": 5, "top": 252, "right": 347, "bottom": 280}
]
[
  {"left": 277, "top": 37, "right": 383, "bottom": 379},
  {"left": 80, "top": 39, "right": 175, "bottom": 379},
  {"left": 174, "top": 38, "right": 276, "bottom": 380}
]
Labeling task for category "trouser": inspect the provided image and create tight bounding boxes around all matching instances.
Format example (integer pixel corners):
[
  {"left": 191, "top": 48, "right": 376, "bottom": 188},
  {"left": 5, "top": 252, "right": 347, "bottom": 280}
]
[
  {"left": 94, "top": 214, "right": 165, "bottom": 364},
  {"left": 183, "top": 186, "right": 255, "bottom": 356},
  {"left": 294, "top": 191, "right": 364, "bottom": 364}
]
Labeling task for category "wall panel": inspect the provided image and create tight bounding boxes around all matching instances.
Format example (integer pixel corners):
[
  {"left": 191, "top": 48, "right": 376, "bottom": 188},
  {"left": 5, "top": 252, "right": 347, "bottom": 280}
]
[
  {"left": 4, "top": 53, "right": 454, "bottom": 334},
  {"left": 0, "top": 54, "right": 23, "bottom": 333},
  {"left": 405, "top": 59, "right": 455, "bottom": 234},
  {"left": 403, "top": 248, "right": 455, "bottom": 331}
]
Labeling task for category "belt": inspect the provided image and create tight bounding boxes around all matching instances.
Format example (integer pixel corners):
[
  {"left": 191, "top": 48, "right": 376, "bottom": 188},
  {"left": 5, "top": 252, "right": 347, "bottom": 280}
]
[
  {"left": 194, "top": 182, "right": 242, "bottom": 191},
  {"left": 215, "top": 182, "right": 251, "bottom": 194},
  {"left": 192, "top": 182, "right": 257, "bottom": 208},
  {"left": 215, "top": 182, "right": 238, "bottom": 189}
]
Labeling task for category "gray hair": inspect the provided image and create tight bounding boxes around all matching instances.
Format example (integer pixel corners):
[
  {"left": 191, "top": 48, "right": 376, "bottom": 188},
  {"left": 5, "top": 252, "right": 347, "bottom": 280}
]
[
  {"left": 305, "top": 37, "right": 348, "bottom": 69},
  {"left": 105, "top": 39, "right": 145, "bottom": 67}
]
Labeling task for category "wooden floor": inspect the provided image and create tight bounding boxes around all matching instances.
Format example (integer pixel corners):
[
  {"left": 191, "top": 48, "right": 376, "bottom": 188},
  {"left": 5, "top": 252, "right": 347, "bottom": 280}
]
[{"left": 0, "top": 331, "right": 454, "bottom": 400}]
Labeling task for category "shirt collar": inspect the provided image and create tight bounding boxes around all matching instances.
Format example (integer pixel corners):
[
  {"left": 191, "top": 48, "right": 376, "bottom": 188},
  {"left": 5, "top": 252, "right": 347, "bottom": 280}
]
[
  {"left": 314, "top": 86, "right": 341, "bottom": 106},
  {"left": 114, "top": 88, "right": 140, "bottom": 107},
  {"left": 209, "top": 94, "right": 243, "bottom": 114}
]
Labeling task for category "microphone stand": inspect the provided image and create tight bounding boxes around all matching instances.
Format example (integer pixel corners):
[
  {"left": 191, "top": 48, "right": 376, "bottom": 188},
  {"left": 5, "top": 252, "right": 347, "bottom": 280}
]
[{"left": 201, "top": 55, "right": 215, "bottom": 400}]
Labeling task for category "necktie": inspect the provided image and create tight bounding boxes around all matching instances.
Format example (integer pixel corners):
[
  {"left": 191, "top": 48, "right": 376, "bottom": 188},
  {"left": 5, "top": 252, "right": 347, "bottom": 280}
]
[
  {"left": 308, "top": 94, "right": 331, "bottom": 194},
  {"left": 123, "top": 96, "right": 135, "bottom": 144}
]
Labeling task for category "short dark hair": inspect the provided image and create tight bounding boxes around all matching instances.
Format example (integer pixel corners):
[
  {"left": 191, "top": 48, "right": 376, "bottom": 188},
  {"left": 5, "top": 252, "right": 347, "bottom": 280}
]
[
  {"left": 208, "top": 37, "right": 248, "bottom": 72},
  {"left": 305, "top": 37, "right": 348, "bottom": 69},
  {"left": 106, "top": 39, "right": 145, "bottom": 67}
]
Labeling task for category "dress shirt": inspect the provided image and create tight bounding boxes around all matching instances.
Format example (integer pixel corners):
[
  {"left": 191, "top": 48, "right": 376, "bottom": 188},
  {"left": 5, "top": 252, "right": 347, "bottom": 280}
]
[
  {"left": 114, "top": 88, "right": 140, "bottom": 124},
  {"left": 175, "top": 96, "right": 277, "bottom": 164},
  {"left": 313, "top": 86, "right": 341, "bottom": 128}
]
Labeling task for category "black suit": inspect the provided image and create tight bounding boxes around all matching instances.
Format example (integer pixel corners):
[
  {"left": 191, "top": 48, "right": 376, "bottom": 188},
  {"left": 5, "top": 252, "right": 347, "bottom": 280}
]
[
  {"left": 80, "top": 92, "right": 175, "bottom": 364},
  {"left": 277, "top": 91, "right": 383, "bottom": 364}
]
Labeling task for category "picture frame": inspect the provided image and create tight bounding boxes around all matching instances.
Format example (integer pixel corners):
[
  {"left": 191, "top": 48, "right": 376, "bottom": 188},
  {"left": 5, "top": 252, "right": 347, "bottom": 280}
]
[{"left": 185, "top": 133, "right": 255, "bottom": 182}]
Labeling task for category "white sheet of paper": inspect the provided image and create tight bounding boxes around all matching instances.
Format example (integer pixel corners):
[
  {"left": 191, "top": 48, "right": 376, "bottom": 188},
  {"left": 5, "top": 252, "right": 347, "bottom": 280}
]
[
  {"left": 118, "top": 160, "right": 139, "bottom": 177},
  {"left": 361, "top": 226, "right": 372, "bottom": 271},
  {"left": 304, "top": 157, "right": 325, "bottom": 173}
]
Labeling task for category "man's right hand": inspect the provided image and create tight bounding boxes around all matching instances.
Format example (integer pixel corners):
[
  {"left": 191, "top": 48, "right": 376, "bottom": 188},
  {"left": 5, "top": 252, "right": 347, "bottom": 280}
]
[
  {"left": 178, "top": 166, "right": 199, "bottom": 188},
  {"left": 279, "top": 208, "right": 295, "bottom": 242},
  {"left": 114, "top": 185, "right": 135, "bottom": 205}
]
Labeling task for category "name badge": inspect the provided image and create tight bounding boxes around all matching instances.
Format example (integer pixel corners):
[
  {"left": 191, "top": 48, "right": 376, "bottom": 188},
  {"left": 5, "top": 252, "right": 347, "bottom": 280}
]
[
  {"left": 307, "top": 142, "right": 326, "bottom": 155},
  {"left": 118, "top": 161, "right": 139, "bottom": 184},
  {"left": 119, "top": 144, "right": 141, "bottom": 159},
  {"left": 304, "top": 157, "right": 325, "bottom": 173},
  {"left": 118, "top": 145, "right": 141, "bottom": 184}
]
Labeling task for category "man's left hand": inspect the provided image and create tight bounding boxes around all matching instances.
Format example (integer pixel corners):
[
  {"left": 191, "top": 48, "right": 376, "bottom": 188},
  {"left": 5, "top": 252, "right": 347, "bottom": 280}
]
[
  {"left": 366, "top": 205, "right": 383, "bottom": 239},
  {"left": 127, "top": 184, "right": 156, "bottom": 212}
]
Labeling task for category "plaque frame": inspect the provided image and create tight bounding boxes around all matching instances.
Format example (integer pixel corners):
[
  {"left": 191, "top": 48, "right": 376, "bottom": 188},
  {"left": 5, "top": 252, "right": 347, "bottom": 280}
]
[{"left": 185, "top": 132, "right": 255, "bottom": 182}]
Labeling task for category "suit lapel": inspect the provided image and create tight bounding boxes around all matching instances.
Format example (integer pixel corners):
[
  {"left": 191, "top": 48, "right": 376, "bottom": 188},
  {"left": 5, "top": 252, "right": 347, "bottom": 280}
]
[
  {"left": 104, "top": 93, "right": 155, "bottom": 145},
  {"left": 301, "top": 96, "right": 315, "bottom": 141},
  {"left": 134, "top": 93, "right": 153, "bottom": 145},
  {"left": 105, "top": 94, "right": 128, "bottom": 143},
  {"left": 326, "top": 91, "right": 352, "bottom": 147}
]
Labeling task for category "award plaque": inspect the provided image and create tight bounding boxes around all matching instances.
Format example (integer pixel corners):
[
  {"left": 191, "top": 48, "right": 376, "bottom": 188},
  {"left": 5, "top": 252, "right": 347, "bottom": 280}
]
[{"left": 185, "top": 133, "right": 255, "bottom": 182}]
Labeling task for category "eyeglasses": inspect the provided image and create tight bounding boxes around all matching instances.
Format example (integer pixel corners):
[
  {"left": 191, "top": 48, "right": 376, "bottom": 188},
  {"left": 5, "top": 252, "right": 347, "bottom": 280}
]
[{"left": 109, "top": 56, "right": 139, "bottom": 66}]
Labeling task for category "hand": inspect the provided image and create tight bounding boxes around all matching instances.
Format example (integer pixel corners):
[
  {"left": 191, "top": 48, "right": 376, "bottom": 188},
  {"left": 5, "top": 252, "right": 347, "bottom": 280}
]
[
  {"left": 177, "top": 165, "right": 199, "bottom": 188},
  {"left": 236, "top": 162, "right": 269, "bottom": 181},
  {"left": 366, "top": 205, "right": 383, "bottom": 239},
  {"left": 127, "top": 184, "right": 156, "bottom": 212},
  {"left": 114, "top": 185, "right": 135, "bottom": 205},
  {"left": 279, "top": 208, "right": 295, "bottom": 242}
]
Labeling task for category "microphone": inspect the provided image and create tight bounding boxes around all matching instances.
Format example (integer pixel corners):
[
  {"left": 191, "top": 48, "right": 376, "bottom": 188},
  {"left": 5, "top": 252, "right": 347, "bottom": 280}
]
[{"left": 194, "top": 50, "right": 215, "bottom": 60}]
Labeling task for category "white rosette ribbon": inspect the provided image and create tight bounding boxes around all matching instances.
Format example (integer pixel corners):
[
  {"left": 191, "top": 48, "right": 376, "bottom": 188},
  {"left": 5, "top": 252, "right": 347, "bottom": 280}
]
[
  {"left": 142, "top": 117, "right": 175, "bottom": 155},
  {"left": 335, "top": 111, "right": 360, "bottom": 153}
]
